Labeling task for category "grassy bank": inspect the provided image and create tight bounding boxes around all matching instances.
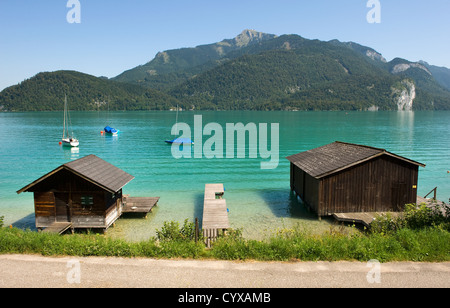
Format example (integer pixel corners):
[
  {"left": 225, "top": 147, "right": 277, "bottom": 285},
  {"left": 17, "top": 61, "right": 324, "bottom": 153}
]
[
  {"left": 0, "top": 225, "right": 449, "bottom": 262},
  {"left": 210, "top": 226, "right": 449, "bottom": 262},
  {"left": 0, "top": 204, "right": 449, "bottom": 262}
]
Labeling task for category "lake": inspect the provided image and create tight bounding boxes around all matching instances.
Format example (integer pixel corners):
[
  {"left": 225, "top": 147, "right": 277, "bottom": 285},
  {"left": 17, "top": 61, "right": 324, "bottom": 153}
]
[{"left": 1, "top": 110, "right": 449, "bottom": 241}]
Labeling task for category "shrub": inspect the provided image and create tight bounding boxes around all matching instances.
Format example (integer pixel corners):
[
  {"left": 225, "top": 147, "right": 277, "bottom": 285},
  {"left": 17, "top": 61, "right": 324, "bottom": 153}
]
[
  {"left": 371, "top": 202, "right": 450, "bottom": 234},
  {"left": 0, "top": 216, "right": 4, "bottom": 228},
  {"left": 370, "top": 212, "right": 406, "bottom": 234},
  {"left": 155, "top": 219, "right": 197, "bottom": 242}
]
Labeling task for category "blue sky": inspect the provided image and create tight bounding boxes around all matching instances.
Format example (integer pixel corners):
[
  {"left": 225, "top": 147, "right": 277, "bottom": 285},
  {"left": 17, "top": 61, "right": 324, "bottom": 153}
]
[{"left": 0, "top": 0, "right": 449, "bottom": 91}]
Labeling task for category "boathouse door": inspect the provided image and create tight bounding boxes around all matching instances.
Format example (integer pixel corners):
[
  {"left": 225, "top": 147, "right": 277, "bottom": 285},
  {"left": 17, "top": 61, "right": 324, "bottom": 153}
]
[
  {"left": 391, "top": 182, "right": 408, "bottom": 212},
  {"left": 55, "top": 193, "right": 71, "bottom": 222}
]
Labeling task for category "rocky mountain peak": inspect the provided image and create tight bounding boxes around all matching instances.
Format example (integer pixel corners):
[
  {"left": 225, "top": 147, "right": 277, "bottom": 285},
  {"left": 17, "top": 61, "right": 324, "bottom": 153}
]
[{"left": 232, "top": 29, "right": 277, "bottom": 47}]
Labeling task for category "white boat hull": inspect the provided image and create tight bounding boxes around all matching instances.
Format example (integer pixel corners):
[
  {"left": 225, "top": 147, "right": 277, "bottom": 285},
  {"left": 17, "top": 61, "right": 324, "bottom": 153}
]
[{"left": 62, "top": 138, "right": 79, "bottom": 147}]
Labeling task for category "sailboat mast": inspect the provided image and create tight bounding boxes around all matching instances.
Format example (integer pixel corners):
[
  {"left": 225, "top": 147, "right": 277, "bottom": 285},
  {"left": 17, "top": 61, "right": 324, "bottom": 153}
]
[
  {"left": 175, "top": 104, "right": 179, "bottom": 133},
  {"left": 62, "top": 95, "right": 67, "bottom": 139}
]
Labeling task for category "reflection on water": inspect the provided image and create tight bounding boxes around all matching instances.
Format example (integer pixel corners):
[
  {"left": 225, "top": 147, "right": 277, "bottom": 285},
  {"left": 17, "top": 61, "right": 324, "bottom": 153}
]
[{"left": 62, "top": 146, "right": 80, "bottom": 160}]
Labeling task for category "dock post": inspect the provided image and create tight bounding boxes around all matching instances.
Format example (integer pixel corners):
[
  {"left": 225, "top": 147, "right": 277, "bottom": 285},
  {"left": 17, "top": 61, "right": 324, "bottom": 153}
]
[{"left": 195, "top": 218, "right": 199, "bottom": 243}]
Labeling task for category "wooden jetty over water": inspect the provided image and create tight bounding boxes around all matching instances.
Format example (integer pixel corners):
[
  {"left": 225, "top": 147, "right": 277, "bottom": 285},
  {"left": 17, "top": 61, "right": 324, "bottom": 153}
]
[
  {"left": 122, "top": 195, "right": 160, "bottom": 218},
  {"left": 333, "top": 192, "right": 446, "bottom": 228},
  {"left": 202, "top": 184, "right": 230, "bottom": 247},
  {"left": 417, "top": 187, "right": 447, "bottom": 216},
  {"left": 41, "top": 222, "right": 73, "bottom": 235},
  {"left": 333, "top": 212, "right": 402, "bottom": 229}
]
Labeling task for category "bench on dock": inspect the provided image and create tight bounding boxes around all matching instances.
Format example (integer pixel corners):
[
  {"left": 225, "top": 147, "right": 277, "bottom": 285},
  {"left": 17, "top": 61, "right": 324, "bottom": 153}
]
[
  {"left": 122, "top": 195, "right": 160, "bottom": 218},
  {"left": 203, "top": 184, "right": 229, "bottom": 247}
]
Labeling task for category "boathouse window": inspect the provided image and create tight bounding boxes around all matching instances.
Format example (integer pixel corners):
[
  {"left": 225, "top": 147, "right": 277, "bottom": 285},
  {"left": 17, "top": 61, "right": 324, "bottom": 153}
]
[{"left": 81, "top": 195, "right": 94, "bottom": 206}]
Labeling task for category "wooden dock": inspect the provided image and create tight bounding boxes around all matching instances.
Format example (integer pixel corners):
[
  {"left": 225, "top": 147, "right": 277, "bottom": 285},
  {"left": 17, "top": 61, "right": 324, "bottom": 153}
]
[
  {"left": 122, "top": 195, "right": 160, "bottom": 217},
  {"left": 38, "top": 196, "right": 159, "bottom": 234},
  {"left": 41, "top": 222, "right": 73, "bottom": 235},
  {"left": 334, "top": 195, "right": 447, "bottom": 228},
  {"left": 333, "top": 212, "right": 402, "bottom": 229},
  {"left": 202, "top": 184, "right": 229, "bottom": 247},
  {"left": 417, "top": 196, "right": 447, "bottom": 216}
]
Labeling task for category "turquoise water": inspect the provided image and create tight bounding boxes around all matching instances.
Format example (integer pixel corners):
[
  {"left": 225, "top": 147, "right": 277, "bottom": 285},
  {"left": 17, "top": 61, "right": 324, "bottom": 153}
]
[{"left": 1, "top": 111, "right": 449, "bottom": 240}]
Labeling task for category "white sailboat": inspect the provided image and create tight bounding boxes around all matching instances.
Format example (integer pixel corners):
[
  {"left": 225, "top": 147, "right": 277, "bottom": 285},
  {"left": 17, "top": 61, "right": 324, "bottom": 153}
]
[
  {"left": 165, "top": 104, "right": 194, "bottom": 145},
  {"left": 61, "top": 95, "right": 79, "bottom": 147}
]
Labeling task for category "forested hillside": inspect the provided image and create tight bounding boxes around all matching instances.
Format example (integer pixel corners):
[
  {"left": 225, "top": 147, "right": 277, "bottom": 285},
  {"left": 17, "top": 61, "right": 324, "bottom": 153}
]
[
  {"left": 0, "top": 71, "right": 178, "bottom": 111},
  {"left": 2, "top": 30, "right": 450, "bottom": 111},
  {"left": 168, "top": 40, "right": 437, "bottom": 110}
]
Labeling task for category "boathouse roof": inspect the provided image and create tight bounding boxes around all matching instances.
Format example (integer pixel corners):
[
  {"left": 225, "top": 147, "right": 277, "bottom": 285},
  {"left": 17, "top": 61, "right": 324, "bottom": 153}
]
[
  {"left": 286, "top": 141, "right": 425, "bottom": 179},
  {"left": 17, "top": 155, "right": 135, "bottom": 194}
]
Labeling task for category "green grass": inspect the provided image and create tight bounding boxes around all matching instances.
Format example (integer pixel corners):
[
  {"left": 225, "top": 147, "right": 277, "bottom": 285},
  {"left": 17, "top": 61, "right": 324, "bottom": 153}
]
[
  {"left": 0, "top": 227, "right": 206, "bottom": 259},
  {"left": 1, "top": 204, "right": 448, "bottom": 262},
  {"left": 208, "top": 225, "right": 450, "bottom": 262},
  {"left": 0, "top": 224, "right": 448, "bottom": 262}
]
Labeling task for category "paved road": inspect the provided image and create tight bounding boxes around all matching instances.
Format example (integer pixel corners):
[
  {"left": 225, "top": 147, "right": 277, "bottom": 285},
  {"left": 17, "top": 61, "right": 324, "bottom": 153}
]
[{"left": 0, "top": 254, "right": 449, "bottom": 288}]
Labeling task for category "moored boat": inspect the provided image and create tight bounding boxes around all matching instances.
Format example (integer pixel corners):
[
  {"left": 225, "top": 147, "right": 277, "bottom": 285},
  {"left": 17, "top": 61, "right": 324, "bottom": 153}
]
[
  {"left": 62, "top": 137, "right": 80, "bottom": 147},
  {"left": 165, "top": 104, "right": 193, "bottom": 144},
  {"left": 61, "top": 95, "right": 79, "bottom": 148},
  {"left": 104, "top": 126, "right": 119, "bottom": 136},
  {"left": 165, "top": 138, "right": 194, "bottom": 145}
]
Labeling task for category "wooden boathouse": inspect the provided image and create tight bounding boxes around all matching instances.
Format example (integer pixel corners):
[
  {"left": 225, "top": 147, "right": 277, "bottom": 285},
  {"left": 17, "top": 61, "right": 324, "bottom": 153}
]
[
  {"left": 17, "top": 155, "right": 158, "bottom": 233},
  {"left": 287, "top": 142, "right": 425, "bottom": 218}
]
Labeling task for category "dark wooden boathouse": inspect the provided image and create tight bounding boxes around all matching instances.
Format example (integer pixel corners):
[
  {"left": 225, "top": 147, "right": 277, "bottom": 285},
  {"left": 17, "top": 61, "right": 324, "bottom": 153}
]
[
  {"left": 287, "top": 142, "right": 425, "bottom": 217},
  {"left": 17, "top": 155, "right": 135, "bottom": 232}
]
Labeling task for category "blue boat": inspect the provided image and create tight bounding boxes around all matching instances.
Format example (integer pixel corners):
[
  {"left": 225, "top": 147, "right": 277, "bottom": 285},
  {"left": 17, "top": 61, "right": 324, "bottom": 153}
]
[
  {"left": 165, "top": 137, "right": 194, "bottom": 145},
  {"left": 104, "top": 126, "right": 119, "bottom": 136}
]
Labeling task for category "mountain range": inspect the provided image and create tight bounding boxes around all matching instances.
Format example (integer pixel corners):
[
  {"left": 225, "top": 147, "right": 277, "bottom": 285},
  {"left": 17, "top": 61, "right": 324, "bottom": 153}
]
[{"left": 2, "top": 29, "right": 450, "bottom": 111}]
